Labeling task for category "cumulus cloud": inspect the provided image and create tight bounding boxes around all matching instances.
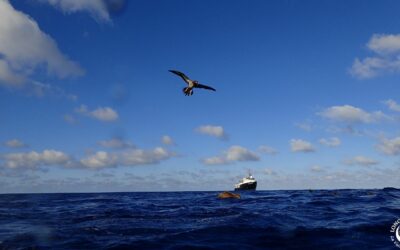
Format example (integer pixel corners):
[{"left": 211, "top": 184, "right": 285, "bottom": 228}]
[
  {"left": 290, "top": 139, "right": 315, "bottom": 153},
  {"left": 91, "top": 107, "right": 118, "bottom": 121},
  {"left": 196, "top": 125, "right": 228, "bottom": 140},
  {"left": 80, "top": 151, "right": 116, "bottom": 169},
  {"left": 376, "top": 136, "right": 400, "bottom": 155},
  {"left": 4, "top": 139, "right": 27, "bottom": 148},
  {"left": 161, "top": 135, "right": 174, "bottom": 145},
  {"left": 343, "top": 156, "right": 379, "bottom": 167},
  {"left": 75, "top": 104, "right": 118, "bottom": 122},
  {"left": 80, "top": 147, "right": 174, "bottom": 169},
  {"left": 119, "top": 147, "right": 173, "bottom": 166},
  {"left": 383, "top": 99, "right": 400, "bottom": 112},
  {"left": 97, "top": 137, "right": 134, "bottom": 149},
  {"left": 1, "top": 150, "right": 71, "bottom": 169},
  {"left": 202, "top": 145, "right": 260, "bottom": 165},
  {"left": 319, "top": 105, "right": 389, "bottom": 124},
  {"left": 367, "top": 34, "right": 400, "bottom": 55},
  {"left": 319, "top": 137, "right": 341, "bottom": 147},
  {"left": 350, "top": 57, "right": 388, "bottom": 79},
  {"left": 84, "top": 147, "right": 175, "bottom": 169},
  {"left": 258, "top": 145, "right": 278, "bottom": 155},
  {"left": 1, "top": 147, "right": 175, "bottom": 170},
  {"left": 0, "top": 0, "right": 84, "bottom": 89},
  {"left": 350, "top": 34, "right": 400, "bottom": 79},
  {"left": 39, "top": 0, "right": 111, "bottom": 22}
]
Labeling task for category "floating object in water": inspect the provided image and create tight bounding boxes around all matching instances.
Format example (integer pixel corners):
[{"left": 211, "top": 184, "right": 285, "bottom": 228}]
[{"left": 218, "top": 191, "right": 241, "bottom": 199}]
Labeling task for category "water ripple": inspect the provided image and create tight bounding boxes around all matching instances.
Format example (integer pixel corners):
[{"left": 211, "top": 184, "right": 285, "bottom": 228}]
[{"left": 0, "top": 189, "right": 399, "bottom": 249}]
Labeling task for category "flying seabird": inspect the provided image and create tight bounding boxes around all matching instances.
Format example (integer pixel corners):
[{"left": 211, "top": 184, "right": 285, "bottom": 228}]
[{"left": 169, "top": 70, "right": 216, "bottom": 96}]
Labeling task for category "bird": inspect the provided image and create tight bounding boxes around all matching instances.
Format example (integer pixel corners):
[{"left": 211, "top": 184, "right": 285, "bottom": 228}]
[{"left": 169, "top": 70, "right": 216, "bottom": 96}]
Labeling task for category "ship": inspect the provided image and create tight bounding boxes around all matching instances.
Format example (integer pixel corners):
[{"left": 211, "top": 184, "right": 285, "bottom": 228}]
[{"left": 234, "top": 173, "right": 257, "bottom": 191}]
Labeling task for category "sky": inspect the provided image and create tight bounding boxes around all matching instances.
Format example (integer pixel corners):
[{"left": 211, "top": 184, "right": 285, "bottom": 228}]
[{"left": 0, "top": 0, "right": 400, "bottom": 193}]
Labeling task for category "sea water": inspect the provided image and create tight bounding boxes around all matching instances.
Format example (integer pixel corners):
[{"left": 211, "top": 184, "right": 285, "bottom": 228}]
[{"left": 0, "top": 188, "right": 399, "bottom": 249}]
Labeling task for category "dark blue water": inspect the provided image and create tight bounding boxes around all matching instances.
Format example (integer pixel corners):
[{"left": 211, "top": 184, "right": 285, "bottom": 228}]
[{"left": 0, "top": 189, "right": 399, "bottom": 249}]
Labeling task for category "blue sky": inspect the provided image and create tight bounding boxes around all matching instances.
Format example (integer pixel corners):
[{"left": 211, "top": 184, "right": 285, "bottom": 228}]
[{"left": 1, "top": 0, "right": 400, "bottom": 193}]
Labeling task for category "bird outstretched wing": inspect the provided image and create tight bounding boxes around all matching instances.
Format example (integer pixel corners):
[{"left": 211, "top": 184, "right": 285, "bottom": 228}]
[
  {"left": 169, "top": 70, "right": 191, "bottom": 84},
  {"left": 196, "top": 83, "right": 216, "bottom": 91}
]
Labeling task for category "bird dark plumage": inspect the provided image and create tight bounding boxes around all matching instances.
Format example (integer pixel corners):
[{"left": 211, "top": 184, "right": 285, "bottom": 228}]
[
  {"left": 169, "top": 70, "right": 190, "bottom": 84},
  {"left": 196, "top": 83, "right": 216, "bottom": 91},
  {"left": 169, "top": 70, "right": 216, "bottom": 96}
]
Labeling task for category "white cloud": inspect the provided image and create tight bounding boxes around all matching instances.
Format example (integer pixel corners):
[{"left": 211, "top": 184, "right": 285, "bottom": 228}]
[
  {"left": 39, "top": 0, "right": 111, "bottom": 22},
  {"left": 0, "top": 60, "right": 25, "bottom": 86},
  {"left": 225, "top": 146, "right": 259, "bottom": 161},
  {"left": 310, "top": 165, "right": 324, "bottom": 172},
  {"left": 319, "top": 137, "right": 341, "bottom": 147},
  {"left": 343, "top": 156, "right": 379, "bottom": 167},
  {"left": 63, "top": 114, "right": 77, "bottom": 124},
  {"left": 376, "top": 136, "right": 400, "bottom": 155},
  {"left": 290, "top": 139, "right": 315, "bottom": 153},
  {"left": 326, "top": 125, "right": 365, "bottom": 136},
  {"left": 118, "top": 147, "right": 173, "bottom": 166},
  {"left": 1, "top": 150, "right": 71, "bottom": 169},
  {"left": 80, "top": 147, "right": 175, "bottom": 169},
  {"left": 80, "top": 151, "right": 116, "bottom": 169},
  {"left": 202, "top": 156, "right": 228, "bottom": 165},
  {"left": 23, "top": 80, "right": 78, "bottom": 99},
  {"left": 264, "top": 168, "right": 277, "bottom": 175},
  {"left": 75, "top": 104, "right": 88, "bottom": 114},
  {"left": 0, "top": 0, "right": 84, "bottom": 88},
  {"left": 91, "top": 107, "right": 118, "bottom": 121},
  {"left": 161, "top": 135, "right": 174, "bottom": 145},
  {"left": 350, "top": 34, "right": 400, "bottom": 79},
  {"left": 295, "top": 122, "right": 313, "bottom": 132},
  {"left": 258, "top": 145, "right": 278, "bottom": 155},
  {"left": 4, "top": 139, "right": 27, "bottom": 148},
  {"left": 97, "top": 137, "right": 134, "bottom": 149},
  {"left": 196, "top": 125, "right": 228, "bottom": 140},
  {"left": 0, "top": 78, "right": 75, "bottom": 98},
  {"left": 68, "top": 94, "right": 78, "bottom": 101},
  {"left": 367, "top": 34, "right": 400, "bottom": 55},
  {"left": 75, "top": 105, "right": 118, "bottom": 122},
  {"left": 319, "top": 105, "right": 389, "bottom": 123},
  {"left": 350, "top": 57, "right": 389, "bottom": 79},
  {"left": 1, "top": 147, "right": 175, "bottom": 170},
  {"left": 3, "top": 165, "right": 399, "bottom": 192},
  {"left": 202, "top": 145, "right": 260, "bottom": 165},
  {"left": 383, "top": 99, "right": 400, "bottom": 112}
]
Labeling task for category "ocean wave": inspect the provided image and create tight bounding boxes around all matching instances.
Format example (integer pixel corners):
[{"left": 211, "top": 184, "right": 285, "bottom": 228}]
[{"left": 0, "top": 189, "right": 399, "bottom": 249}]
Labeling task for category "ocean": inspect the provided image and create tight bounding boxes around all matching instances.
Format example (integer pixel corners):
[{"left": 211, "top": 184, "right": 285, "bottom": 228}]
[{"left": 0, "top": 188, "right": 399, "bottom": 249}]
